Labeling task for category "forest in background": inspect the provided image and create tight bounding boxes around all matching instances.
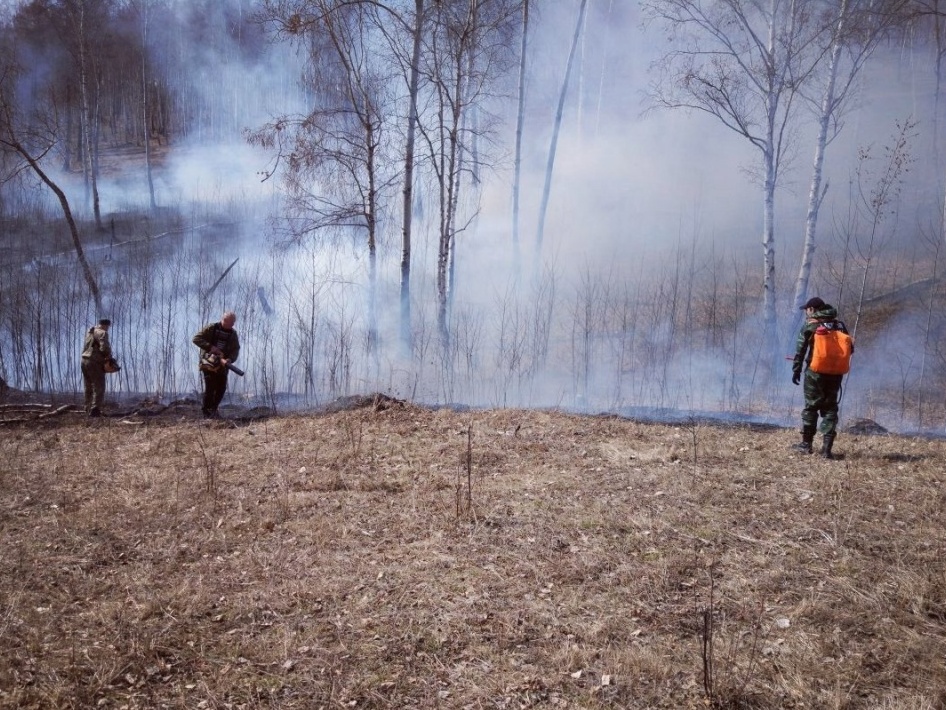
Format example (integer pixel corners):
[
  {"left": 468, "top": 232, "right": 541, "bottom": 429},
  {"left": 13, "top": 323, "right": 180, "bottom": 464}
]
[{"left": 2, "top": 0, "right": 946, "bottom": 432}]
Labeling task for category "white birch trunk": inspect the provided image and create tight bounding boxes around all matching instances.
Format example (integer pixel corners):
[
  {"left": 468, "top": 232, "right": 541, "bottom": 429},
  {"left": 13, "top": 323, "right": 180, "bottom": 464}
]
[
  {"left": 78, "top": 0, "right": 102, "bottom": 230},
  {"left": 791, "top": 0, "right": 848, "bottom": 325},
  {"left": 761, "top": 0, "right": 779, "bottom": 354},
  {"left": 511, "top": 0, "right": 529, "bottom": 284},
  {"left": 535, "top": 0, "right": 588, "bottom": 274},
  {"left": 141, "top": 2, "right": 157, "bottom": 212},
  {"left": 400, "top": 0, "right": 424, "bottom": 351}
]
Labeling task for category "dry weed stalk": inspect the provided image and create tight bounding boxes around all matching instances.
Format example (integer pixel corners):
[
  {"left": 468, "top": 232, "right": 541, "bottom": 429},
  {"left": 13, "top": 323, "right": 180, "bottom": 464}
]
[
  {"left": 194, "top": 428, "right": 218, "bottom": 500},
  {"left": 702, "top": 566, "right": 716, "bottom": 699},
  {"left": 328, "top": 412, "right": 367, "bottom": 490},
  {"left": 456, "top": 422, "right": 474, "bottom": 521},
  {"left": 701, "top": 563, "right": 766, "bottom": 708},
  {"left": 342, "top": 411, "right": 364, "bottom": 458},
  {"left": 685, "top": 414, "right": 699, "bottom": 465},
  {"left": 275, "top": 471, "right": 291, "bottom": 522}
]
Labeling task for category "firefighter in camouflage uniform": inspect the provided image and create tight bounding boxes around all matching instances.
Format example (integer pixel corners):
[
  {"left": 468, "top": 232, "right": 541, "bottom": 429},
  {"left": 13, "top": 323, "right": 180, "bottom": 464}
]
[
  {"left": 81, "top": 318, "right": 112, "bottom": 417},
  {"left": 791, "top": 297, "right": 851, "bottom": 459},
  {"left": 193, "top": 310, "right": 240, "bottom": 419}
]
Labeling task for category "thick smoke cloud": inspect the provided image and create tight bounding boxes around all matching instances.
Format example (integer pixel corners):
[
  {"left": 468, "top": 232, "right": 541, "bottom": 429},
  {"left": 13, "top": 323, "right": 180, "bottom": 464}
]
[{"left": 2, "top": 0, "right": 944, "bottom": 432}]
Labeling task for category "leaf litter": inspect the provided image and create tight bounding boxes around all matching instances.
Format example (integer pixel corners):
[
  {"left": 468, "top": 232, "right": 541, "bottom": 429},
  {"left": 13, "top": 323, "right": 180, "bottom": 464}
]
[{"left": 0, "top": 400, "right": 944, "bottom": 708}]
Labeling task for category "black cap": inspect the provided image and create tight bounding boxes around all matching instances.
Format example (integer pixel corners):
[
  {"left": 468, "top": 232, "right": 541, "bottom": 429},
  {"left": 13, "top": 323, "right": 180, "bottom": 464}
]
[
  {"left": 98, "top": 318, "right": 112, "bottom": 327},
  {"left": 801, "top": 297, "right": 825, "bottom": 310}
]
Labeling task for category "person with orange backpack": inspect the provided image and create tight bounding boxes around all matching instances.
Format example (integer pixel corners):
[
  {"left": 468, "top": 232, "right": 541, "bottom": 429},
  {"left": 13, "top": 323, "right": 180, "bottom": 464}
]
[{"left": 791, "top": 297, "right": 854, "bottom": 459}]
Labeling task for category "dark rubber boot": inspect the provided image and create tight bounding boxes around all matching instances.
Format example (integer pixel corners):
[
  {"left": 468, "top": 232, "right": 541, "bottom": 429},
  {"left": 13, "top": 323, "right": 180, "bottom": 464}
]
[
  {"left": 791, "top": 425, "right": 816, "bottom": 454},
  {"left": 821, "top": 433, "right": 835, "bottom": 460}
]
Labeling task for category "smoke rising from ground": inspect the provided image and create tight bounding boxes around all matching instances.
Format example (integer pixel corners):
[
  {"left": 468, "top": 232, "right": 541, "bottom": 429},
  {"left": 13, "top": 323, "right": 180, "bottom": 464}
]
[{"left": 1, "top": 0, "right": 945, "bottom": 433}]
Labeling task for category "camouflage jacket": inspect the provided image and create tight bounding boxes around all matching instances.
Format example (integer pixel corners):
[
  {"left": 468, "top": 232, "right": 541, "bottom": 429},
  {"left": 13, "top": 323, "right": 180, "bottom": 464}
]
[
  {"left": 81, "top": 325, "right": 112, "bottom": 362},
  {"left": 193, "top": 322, "right": 240, "bottom": 363},
  {"left": 792, "top": 305, "right": 850, "bottom": 377}
]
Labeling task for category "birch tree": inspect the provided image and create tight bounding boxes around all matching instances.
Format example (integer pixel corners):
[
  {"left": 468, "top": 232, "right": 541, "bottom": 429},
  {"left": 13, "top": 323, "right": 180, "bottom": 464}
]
[
  {"left": 420, "top": 0, "right": 520, "bottom": 346},
  {"left": 255, "top": 0, "right": 397, "bottom": 359},
  {"left": 369, "top": 0, "right": 428, "bottom": 351},
  {"left": 791, "top": 0, "right": 905, "bottom": 328},
  {"left": 125, "top": 0, "right": 159, "bottom": 212},
  {"left": 534, "top": 0, "right": 586, "bottom": 275},
  {"left": 76, "top": 0, "right": 103, "bottom": 229},
  {"left": 425, "top": 0, "right": 480, "bottom": 346},
  {"left": 511, "top": 0, "right": 529, "bottom": 283},
  {"left": 398, "top": 0, "right": 425, "bottom": 350},
  {"left": 644, "top": 0, "right": 830, "bottom": 358}
]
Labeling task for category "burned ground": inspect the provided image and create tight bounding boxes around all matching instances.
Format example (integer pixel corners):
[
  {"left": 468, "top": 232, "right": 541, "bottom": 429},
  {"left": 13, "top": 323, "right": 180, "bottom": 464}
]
[{"left": 0, "top": 401, "right": 944, "bottom": 709}]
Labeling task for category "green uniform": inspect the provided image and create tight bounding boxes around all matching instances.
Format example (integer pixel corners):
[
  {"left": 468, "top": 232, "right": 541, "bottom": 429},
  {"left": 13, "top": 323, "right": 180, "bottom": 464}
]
[
  {"left": 792, "top": 305, "right": 849, "bottom": 436},
  {"left": 81, "top": 324, "right": 111, "bottom": 414},
  {"left": 193, "top": 321, "right": 240, "bottom": 417}
]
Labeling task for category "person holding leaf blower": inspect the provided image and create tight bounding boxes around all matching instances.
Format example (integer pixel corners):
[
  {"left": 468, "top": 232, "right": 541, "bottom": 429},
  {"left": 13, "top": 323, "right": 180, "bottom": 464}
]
[
  {"left": 791, "top": 297, "right": 854, "bottom": 459},
  {"left": 193, "top": 310, "right": 241, "bottom": 419},
  {"left": 81, "top": 317, "right": 116, "bottom": 417}
]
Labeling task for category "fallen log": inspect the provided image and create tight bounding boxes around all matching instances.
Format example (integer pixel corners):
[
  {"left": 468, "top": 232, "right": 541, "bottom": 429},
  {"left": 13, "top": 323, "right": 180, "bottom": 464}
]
[
  {"left": 1, "top": 404, "right": 77, "bottom": 424},
  {"left": 0, "top": 403, "right": 61, "bottom": 412},
  {"left": 38, "top": 404, "right": 76, "bottom": 419}
]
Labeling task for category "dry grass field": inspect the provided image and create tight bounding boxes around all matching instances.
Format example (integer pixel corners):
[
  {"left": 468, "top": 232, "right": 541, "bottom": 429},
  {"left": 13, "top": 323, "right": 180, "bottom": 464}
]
[{"left": 1, "top": 396, "right": 945, "bottom": 709}]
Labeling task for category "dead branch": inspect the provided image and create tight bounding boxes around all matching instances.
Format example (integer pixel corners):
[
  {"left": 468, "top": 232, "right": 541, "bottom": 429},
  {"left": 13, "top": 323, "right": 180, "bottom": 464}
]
[
  {"left": 0, "top": 403, "right": 76, "bottom": 424},
  {"left": 203, "top": 258, "right": 239, "bottom": 300}
]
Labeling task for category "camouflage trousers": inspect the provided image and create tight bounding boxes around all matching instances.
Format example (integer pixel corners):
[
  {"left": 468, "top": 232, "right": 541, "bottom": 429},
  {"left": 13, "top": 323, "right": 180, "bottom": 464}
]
[
  {"left": 201, "top": 368, "right": 230, "bottom": 415},
  {"left": 81, "top": 357, "right": 107, "bottom": 411},
  {"left": 801, "top": 370, "right": 844, "bottom": 435}
]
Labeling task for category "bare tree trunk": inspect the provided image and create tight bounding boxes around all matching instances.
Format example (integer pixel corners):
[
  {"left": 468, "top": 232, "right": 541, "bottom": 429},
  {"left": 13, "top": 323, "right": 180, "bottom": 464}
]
[
  {"left": 366, "top": 121, "right": 379, "bottom": 364},
  {"left": 466, "top": 34, "right": 480, "bottom": 186},
  {"left": 593, "top": 0, "right": 615, "bottom": 137},
  {"left": 78, "top": 0, "right": 103, "bottom": 231},
  {"left": 918, "top": 235, "right": 941, "bottom": 426},
  {"left": 937, "top": 0, "right": 946, "bottom": 253},
  {"left": 2, "top": 138, "right": 102, "bottom": 313},
  {"left": 534, "top": 0, "right": 587, "bottom": 274},
  {"left": 400, "top": 0, "right": 424, "bottom": 351},
  {"left": 32, "top": 294, "right": 43, "bottom": 392},
  {"left": 512, "top": 0, "right": 529, "bottom": 284},
  {"left": 435, "top": 68, "right": 462, "bottom": 348},
  {"left": 433, "top": 0, "right": 475, "bottom": 349},
  {"left": 760, "top": 0, "right": 779, "bottom": 359},
  {"left": 141, "top": 2, "right": 157, "bottom": 212},
  {"left": 762, "top": 147, "right": 777, "bottom": 353},
  {"left": 445, "top": 0, "right": 481, "bottom": 331},
  {"left": 792, "top": 0, "right": 848, "bottom": 332},
  {"left": 92, "top": 72, "right": 102, "bottom": 224},
  {"left": 933, "top": 0, "right": 944, "bottom": 167},
  {"left": 63, "top": 87, "right": 74, "bottom": 172}
]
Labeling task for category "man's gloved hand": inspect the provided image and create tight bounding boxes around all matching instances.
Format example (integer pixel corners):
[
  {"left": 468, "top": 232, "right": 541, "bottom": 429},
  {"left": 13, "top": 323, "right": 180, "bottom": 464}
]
[{"left": 792, "top": 372, "right": 801, "bottom": 386}]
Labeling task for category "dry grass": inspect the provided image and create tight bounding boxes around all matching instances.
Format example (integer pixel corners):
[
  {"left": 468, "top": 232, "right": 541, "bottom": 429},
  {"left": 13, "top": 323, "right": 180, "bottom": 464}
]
[{"left": 1, "top": 401, "right": 945, "bottom": 709}]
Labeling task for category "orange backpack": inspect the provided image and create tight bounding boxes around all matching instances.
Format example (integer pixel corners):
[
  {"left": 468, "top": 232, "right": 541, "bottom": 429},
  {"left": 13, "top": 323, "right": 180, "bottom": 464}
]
[{"left": 810, "top": 325, "right": 854, "bottom": 375}]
